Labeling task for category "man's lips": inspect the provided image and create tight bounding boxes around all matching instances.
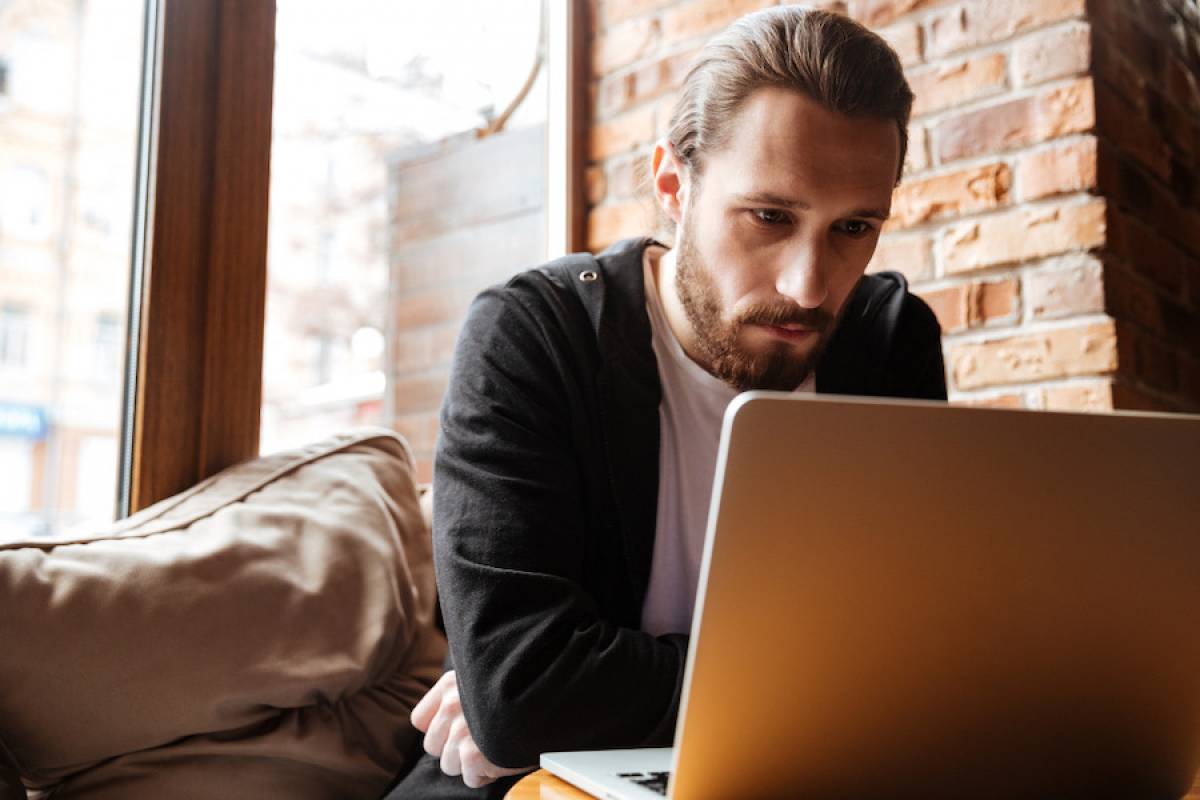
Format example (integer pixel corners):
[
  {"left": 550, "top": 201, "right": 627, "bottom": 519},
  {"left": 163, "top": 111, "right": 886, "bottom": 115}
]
[{"left": 751, "top": 322, "right": 818, "bottom": 342}]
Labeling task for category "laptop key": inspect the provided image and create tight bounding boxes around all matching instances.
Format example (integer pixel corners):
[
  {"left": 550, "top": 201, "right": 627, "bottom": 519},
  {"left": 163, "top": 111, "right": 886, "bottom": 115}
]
[{"left": 625, "top": 770, "right": 670, "bottom": 795}]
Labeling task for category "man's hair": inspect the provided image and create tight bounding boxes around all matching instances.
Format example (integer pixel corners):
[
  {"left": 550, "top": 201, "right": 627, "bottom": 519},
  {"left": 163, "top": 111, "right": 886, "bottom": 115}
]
[{"left": 666, "top": 6, "right": 914, "bottom": 186}]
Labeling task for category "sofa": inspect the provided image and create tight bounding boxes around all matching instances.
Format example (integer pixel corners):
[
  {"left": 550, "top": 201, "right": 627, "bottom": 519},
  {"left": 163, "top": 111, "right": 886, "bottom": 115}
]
[{"left": 0, "top": 429, "right": 445, "bottom": 799}]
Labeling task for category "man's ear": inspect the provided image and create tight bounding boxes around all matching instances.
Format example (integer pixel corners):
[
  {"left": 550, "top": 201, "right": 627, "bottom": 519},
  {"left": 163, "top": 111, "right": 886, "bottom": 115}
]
[{"left": 652, "top": 139, "right": 688, "bottom": 225}]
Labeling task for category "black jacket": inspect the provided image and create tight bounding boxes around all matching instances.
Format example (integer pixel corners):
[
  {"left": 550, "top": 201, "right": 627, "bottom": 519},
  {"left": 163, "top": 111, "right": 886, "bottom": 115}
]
[{"left": 386, "top": 238, "right": 945, "bottom": 798}]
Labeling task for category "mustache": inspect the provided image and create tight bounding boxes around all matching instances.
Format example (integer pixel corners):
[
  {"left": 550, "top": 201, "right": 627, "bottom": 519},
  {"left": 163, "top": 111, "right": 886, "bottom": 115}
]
[{"left": 736, "top": 303, "right": 833, "bottom": 332}]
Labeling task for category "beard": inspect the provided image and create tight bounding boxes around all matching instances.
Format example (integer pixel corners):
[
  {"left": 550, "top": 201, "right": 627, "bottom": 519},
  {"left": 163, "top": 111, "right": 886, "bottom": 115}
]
[{"left": 673, "top": 221, "right": 838, "bottom": 392}]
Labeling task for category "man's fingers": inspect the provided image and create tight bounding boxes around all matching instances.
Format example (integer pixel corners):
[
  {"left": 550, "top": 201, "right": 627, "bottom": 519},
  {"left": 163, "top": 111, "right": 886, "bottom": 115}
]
[
  {"left": 410, "top": 690, "right": 439, "bottom": 732},
  {"left": 422, "top": 708, "right": 453, "bottom": 758},
  {"left": 440, "top": 724, "right": 465, "bottom": 777},
  {"left": 410, "top": 670, "right": 455, "bottom": 731},
  {"left": 461, "top": 740, "right": 497, "bottom": 789}
]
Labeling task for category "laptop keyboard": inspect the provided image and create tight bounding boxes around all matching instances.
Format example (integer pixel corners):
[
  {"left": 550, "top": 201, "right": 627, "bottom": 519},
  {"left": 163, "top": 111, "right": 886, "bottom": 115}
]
[{"left": 619, "top": 771, "right": 670, "bottom": 795}]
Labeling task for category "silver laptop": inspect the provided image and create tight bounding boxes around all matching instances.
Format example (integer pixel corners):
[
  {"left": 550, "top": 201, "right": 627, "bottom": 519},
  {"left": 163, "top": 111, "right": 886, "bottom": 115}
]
[{"left": 542, "top": 392, "right": 1200, "bottom": 799}]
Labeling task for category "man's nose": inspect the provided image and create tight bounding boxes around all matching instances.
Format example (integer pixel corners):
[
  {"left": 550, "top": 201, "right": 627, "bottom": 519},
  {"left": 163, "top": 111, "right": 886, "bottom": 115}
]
[{"left": 774, "top": 239, "right": 828, "bottom": 309}]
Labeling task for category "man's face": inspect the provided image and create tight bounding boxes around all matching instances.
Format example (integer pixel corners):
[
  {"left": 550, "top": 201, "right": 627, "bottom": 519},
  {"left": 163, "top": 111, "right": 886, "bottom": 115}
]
[{"left": 662, "top": 87, "right": 900, "bottom": 391}]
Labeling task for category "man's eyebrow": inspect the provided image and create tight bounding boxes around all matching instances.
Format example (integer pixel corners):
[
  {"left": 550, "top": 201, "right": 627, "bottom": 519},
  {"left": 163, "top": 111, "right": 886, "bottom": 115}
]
[{"left": 732, "top": 192, "right": 891, "bottom": 220}]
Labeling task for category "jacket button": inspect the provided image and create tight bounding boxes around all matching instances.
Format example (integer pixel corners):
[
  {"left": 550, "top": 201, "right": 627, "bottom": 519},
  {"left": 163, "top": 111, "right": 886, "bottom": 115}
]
[{"left": 579, "top": 270, "right": 598, "bottom": 282}]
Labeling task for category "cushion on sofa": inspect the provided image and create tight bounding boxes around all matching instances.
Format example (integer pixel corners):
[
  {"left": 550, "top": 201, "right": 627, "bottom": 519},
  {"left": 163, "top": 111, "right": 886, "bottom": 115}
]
[{"left": 0, "top": 429, "right": 445, "bottom": 799}]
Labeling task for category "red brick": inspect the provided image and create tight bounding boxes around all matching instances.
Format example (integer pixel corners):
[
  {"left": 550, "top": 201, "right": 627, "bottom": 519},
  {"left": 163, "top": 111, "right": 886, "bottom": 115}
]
[
  {"left": 661, "top": 0, "right": 775, "bottom": 45},
  {"left": 593, "top": 16, "right": 662, "bottom": 76},
  {"left": 1133, "top": 331, "right": 1181, "bottom": 393},
  {"left": 1109, "top": 213, "right": 1188, "bottom": 295},
  {"left": 877, "top": 20, "right": 924, "bottom": 67},
  {"left": 1088, "top": 0, "right": 1167, "bottom": 85},
  {"left": 588, "top": 106, "right": 655, "bottom": 160},
  {"left": 908, "top": 52, "right": 1008, "bottom": 117},
  {"left": 1015, "top": 136, "right": 1097, "bottom": 202},
  {"left": 415, "top": 457, "right": 433, "bottom": 485},
  {"left": 598, "top": 48, "right": 697, "bottom": 116},
  {"left": 1094, "top": 84, "right": 1172, "bottom": 182},
  {"left": 953, "top": 392, "right": 1026, "bottom": 409},
  {"left": 393, "top": 287, "right": 475, "bottom": 331},
  {"left": 1102, "top": 149, "right": 1200, "bottom": 258},
  {"left": 934, "top": 78, "right": 1095, "bottom": 163},
  {"left": 1091, "top": 29, "right": 1148, "bottom": 115},
  {"left": 608, "top": 154, "right": 651, "bottom": 200},
  {"left": 918, "top": 277, "right": 1018, "bottom": 334},
  {"left": 392, "top": 373, "right": 450, "bottom": 415},
  {"left": 939, "top": 197, "right": 1106, "bottom": 275},
  {"left": 925, "top": 0, "right": 1085, "bottom": 58},
  {"left": 585, "top": 165, "right": 608, "bottom": 205},
  {"left": 904, "top": 124, "right": 930, "bottom": 175},
  {"left": 920, "top": 285, "right": 968, "bottom": 332},
  {"left": 392, "top": 328, "right": 435, "bottom": 372},
  {"left": 848, "top": 0, "right": 944, "bottom": 28},
  {"left": 588, "top": 199, "right": 654, "bottom": 250},
  {"left": 391, "top": 411, "right": 439, "bottom": 453},
  {"left": 1024, "top": 256, "right": 1105, "bottom": 319},
  {"left": 948, "top": 320, "right": 1118, "bottom": 390},
  {"left": 1167, "top": 53, "right": 1200, "bottom": 117},
  {"left": 889, "top": 162, "right": 1011, "bottom": 230},
  {"left": 867, "top": 232, "right": 934, "bottom": 283},
  {"left": 1013, "top": 22, "right": 1091, "bottom": 88},
  {"left": 599, "top": 0, "right": 675, "bottom": 27},
  {"left": 1043, "top": 380, "right": 1115, "bottom": 412},
  {"left": 1110, "top": 381, "right": 1180, "bottom": 413},
  {"left": 654, "top": 95, "right": 678, "bottom": 139},
  {"left": 1103, "top": 265, "right": 1170, "bottom": 340},
  {"left": 431, "top": 322, "right": 460, "bottom": 366}
]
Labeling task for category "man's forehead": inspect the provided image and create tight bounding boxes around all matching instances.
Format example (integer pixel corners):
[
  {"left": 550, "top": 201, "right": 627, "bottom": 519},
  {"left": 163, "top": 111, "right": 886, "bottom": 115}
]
[{"left": 708, "top": 87, "right": 899, "bottom": 203}]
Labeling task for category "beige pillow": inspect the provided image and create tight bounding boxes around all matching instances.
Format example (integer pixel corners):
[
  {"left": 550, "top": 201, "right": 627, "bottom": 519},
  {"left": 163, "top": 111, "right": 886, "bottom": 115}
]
[{"left": 0, "top": 429, "right": 445, "bottom": 799}]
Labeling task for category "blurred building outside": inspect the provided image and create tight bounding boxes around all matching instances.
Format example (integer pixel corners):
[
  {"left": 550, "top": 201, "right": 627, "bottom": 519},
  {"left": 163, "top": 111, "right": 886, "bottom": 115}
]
[{"left": 0, "top": 0, "right": 546, "bottom": 539}]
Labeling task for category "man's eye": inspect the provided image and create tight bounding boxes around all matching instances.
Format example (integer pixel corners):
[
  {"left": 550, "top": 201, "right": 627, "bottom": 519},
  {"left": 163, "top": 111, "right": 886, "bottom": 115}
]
[
  {"left": 837, "top": 219, "right": 874, "bottom": 238},
  {"left": 752, "top": 209, "right": 789, "bottom": 226}
]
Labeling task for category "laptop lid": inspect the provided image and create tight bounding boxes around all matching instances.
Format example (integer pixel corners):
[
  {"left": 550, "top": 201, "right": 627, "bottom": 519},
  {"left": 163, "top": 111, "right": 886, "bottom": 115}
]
[{"left": 669, "top": 393, "right": 1200, "bottom": 799}]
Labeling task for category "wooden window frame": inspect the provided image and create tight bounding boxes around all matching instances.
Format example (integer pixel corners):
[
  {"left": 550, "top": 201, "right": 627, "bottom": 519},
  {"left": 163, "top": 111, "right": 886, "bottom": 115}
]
[
  {"left": 547, "top": 0, "right": 590, "bottom": 257},
  {"left": 124, "top": 0, "right": 276, "bottom": 512},
  {"left": 123, "top": 0, "right": 588, "bottom": 512}
]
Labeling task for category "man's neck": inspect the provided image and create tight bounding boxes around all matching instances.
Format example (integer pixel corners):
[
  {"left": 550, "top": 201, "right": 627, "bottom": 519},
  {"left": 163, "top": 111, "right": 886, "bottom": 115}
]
[{"left": 645, "top": 244, "right": 709, "bottom": 371}]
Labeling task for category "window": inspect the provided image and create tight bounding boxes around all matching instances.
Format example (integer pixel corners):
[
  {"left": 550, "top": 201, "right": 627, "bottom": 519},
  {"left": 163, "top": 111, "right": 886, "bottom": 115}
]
[
  {"left": 0, "top": 166, "right": 52, "bottom": 241},
  {"left": 1, "top": 0, "right": 584, "bottom": 515},
  {"left": 94, "top": 312, "right": 123, "bottom": 381},
  {"left": 0, "top": 304, "right": 30, "bottom": 368},
  {"left": 260, "top": 0, "right": 554, "bottom": 470},
  {"left": 0, "top": 0, "right": 145, "bottom": 539}
]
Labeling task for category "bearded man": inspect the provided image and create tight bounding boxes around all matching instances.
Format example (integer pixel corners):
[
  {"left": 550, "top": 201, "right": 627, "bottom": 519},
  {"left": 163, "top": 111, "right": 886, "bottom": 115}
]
[{"left": 385, "top": 6, "right": 946, "bottom": 798}]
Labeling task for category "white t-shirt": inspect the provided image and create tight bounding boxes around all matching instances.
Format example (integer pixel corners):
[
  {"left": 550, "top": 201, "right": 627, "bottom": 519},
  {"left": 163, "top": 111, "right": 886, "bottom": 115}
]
[{"left": 639, "top": 249, "right": 813, "bottom": 636}]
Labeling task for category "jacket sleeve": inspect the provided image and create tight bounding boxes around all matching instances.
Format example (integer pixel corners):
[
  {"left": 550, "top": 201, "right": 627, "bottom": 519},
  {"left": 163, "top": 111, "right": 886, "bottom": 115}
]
[
  {"left": 886, "top": 292, "right": 948, "bottom": 401},
  {"left": 431, "top": 283, "right": 687, "bottom": 768}
]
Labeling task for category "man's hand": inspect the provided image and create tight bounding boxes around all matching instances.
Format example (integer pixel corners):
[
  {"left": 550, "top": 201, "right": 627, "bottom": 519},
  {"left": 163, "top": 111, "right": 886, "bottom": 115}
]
[{"left": 411, "top": 670, "right": 533, "bottom": 789}]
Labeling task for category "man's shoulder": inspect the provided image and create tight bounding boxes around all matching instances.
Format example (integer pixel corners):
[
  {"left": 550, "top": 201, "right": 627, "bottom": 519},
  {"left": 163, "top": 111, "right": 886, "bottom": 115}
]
[
  {"left": 845, "top": 270, "right": 939, "bottom": 339},
  {"left": 818, "top": 270, "right": 945, "bottom": 398},
  {"left": 473, "top": 237, "right": 655, "bottom": 335}
]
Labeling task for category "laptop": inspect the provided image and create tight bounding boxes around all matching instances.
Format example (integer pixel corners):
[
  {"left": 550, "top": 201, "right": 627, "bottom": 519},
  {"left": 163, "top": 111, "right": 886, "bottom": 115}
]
[{"left": 542, "top": 392, "right": 1200, "bottom": 799}]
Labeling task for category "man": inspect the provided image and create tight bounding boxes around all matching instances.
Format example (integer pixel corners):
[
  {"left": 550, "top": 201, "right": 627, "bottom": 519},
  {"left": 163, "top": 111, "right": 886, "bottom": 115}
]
[{"left": 386, "top": 6, "right": 944, "bottom": 798}]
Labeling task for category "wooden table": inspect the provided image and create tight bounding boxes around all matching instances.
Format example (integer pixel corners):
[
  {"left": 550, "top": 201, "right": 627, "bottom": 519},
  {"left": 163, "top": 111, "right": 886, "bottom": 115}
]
[
  {"left": 507, "top": 769, "right": 1200, "bottom": 799},
  {"left": 506, "top": 769, "right": 593, "bottom": 799}
]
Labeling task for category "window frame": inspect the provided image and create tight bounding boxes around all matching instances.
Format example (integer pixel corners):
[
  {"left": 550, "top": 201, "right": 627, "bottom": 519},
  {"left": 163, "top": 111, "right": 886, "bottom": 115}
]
[
  {"left": 123, "top": 0, "right": 588, "bottom": 513},
  {"left": 123, "top": 0, "right": 276, "bottom": 513}
]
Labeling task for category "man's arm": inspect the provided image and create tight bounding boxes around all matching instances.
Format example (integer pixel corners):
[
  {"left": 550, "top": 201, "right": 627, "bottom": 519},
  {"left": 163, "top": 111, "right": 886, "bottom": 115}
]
[{"left": 432, "top": 278, "right": 687, "bottom": 769}]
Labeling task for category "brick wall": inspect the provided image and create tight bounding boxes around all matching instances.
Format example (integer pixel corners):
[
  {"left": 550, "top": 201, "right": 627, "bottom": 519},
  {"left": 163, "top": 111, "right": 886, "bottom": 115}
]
[
  {"left": 387, "top": 126, "right": 547, "bottom": 481},
  {"left": 586, "top": 0, "right": 1200, "bottom": 413}
]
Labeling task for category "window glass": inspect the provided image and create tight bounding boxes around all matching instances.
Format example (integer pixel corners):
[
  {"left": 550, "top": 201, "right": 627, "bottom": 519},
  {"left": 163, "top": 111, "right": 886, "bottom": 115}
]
[
  {"left": 0, "top": 0, "right": 145, "bottom": 541},
  {"left": 260, "top": 0, "right": 549, "bottom": 475}
]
